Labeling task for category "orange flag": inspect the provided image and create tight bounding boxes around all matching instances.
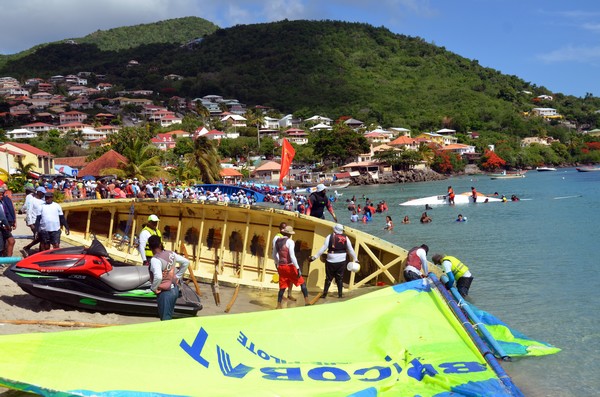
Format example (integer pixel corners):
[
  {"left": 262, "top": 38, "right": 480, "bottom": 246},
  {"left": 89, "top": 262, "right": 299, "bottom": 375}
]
[{"left": 279, "top": 138, "right": 296, "bottom": 189}]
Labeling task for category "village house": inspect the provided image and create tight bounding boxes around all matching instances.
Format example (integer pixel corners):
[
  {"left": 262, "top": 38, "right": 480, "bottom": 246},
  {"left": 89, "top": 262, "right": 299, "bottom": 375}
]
[
  {"left": 251, "top": 160, "right": 281, "bottom": 182},
  {"left": 285, "top": 128, "right": 309, "bottom": 145},
  {"left": 0, "top": 142, "right": 54, "bottom": 174},
  {"left": 59, "top": 110, "right": 88, "bottom": 124},
  {"left": 520, "top": 137, "right": 555, "bottom": 147},
  {"left": 151, "top": 133, "right": 177, "bottom": 151}
]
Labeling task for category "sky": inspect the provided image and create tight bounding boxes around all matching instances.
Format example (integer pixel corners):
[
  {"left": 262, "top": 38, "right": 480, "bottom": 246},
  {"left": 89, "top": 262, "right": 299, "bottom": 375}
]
[{"left": 0, "top": 0, "right": 598, "bottom": 98}]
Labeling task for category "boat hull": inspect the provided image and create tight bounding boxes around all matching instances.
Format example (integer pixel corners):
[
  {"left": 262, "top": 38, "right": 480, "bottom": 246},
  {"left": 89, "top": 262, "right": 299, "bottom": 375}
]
[
  {"left": 61, "top": 199, "right": 441, "bottom": 291},
  {"left": 400, "top": 192, "right": 503, "bottom": 206},
  {"left": 576, "top": 167, "right": 600, "bottom": 172},
  {"left": 490, "top": 174, "right": 525, "bottom": 180}
]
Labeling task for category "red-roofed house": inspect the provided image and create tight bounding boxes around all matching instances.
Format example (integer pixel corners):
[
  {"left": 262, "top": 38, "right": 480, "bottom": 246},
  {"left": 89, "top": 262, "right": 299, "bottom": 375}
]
[
  {"left": 21, "top": 122, "right": 54, "bottom": 133},
  {"left": 78, "top": 150, "right": 127, "bottom": 178},
  {"left": 0, "top": 147, "right": 25, "bottom": 175},
  {"left": 389, "top": 135, "right": 419, "bottom": 151},
  {"left": 59, "top": 110, "right": 88, "bottom": 124},
  {"left": 285, "top": 128, "right": 308, "bottom": 145},
  {"left": 151, "top": 133, "right": 177, "bottom": 151},
  {"left": 0, "top": 142, "right": 54, "bottom": 174},
  {"left": 220, "top": 168, "right": 243, "bottom": 184}
]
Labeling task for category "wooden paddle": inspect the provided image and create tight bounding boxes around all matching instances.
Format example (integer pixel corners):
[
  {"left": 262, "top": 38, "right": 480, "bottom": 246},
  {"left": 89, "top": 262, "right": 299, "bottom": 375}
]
[
  {"left": 224, "top": 284, "right": 240, "bottom": 313},
  {"left": 179, "top": 242, "right": 201, "bottom": 296}
]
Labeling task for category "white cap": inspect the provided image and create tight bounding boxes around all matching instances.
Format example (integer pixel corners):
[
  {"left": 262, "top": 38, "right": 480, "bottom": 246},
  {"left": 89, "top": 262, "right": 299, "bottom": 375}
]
[
  {"left": 148, "top": 214, "right": 160, "bottom": 222},
  {"left": 316, "top": 183, "right": 326, "bottom": 192},
  {"left": 333, "top": 224, "right": 344, "bottom": 234}
]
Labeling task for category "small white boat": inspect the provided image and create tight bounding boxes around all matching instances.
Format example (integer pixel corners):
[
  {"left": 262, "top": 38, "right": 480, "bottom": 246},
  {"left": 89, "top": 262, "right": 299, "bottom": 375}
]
[
  {"left": 536, "top": 167, "right": 557, "bottom": 172},
  {"left": 400, "top": 192, "right": 503, "bottom": 206},
  {"left": 490, "top": 173, "right": 526, "bottom": 180},
  {"left": 576, "top": 166, "right": 600, "bottom": 172}
]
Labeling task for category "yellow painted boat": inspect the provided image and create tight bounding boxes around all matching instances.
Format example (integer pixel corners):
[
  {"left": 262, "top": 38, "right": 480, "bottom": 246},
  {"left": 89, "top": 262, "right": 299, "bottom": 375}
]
[{"left": 62, "top": 198, "right": 441, "bottom": 291}]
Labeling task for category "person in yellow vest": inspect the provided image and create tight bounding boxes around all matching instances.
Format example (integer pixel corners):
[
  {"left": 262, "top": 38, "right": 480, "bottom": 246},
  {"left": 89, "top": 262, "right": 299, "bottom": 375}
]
[
  {"left": 432, "top": 254, "right": 474, "bottom": 297},
  {"left": 139, "top": 214, "right": 162, "bottom": 266}
]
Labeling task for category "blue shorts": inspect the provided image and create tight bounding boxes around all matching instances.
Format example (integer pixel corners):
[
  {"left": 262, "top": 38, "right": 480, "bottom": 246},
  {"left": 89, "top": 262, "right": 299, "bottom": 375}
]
[{"left": 40, "top": 230, "right": 61, "bottom": 246}]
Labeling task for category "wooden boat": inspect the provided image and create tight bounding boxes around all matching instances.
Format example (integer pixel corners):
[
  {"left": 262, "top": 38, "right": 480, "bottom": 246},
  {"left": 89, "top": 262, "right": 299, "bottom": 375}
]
[
  {"left": 400, "top": 192, "right": 502, "bottom": 206},
  {"left": 576, "top": 166, "right": 600, "bottom": 172},
  {"left": 62, "top": 198, "right": 441, "bottom": 291}
]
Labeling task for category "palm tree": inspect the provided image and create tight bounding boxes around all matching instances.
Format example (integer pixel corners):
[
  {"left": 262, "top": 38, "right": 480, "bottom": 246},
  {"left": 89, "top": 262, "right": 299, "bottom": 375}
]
[
  {"left": 195, "top": 102, "right": 210, "bottom": 128},
  {"left": 103, "top": 138, "right": 163, "bottom": 180},
  {"left": 418, "top": 143, "right": 436, "bottom": 167},
  {"left": 185, "top": 136, "right": 222, "bottom": 183},
  {"left": 244, "top": 109, "right": 265, "bottom": 147}
]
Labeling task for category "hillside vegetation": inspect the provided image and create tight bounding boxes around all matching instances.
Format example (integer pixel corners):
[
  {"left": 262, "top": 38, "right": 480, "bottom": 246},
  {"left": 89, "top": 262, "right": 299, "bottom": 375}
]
[
  {"left": 2, "top": 19, "right": 600, "bottom": 135},
  {"left": 0, "top": 16, "right": 218, "bottom": 69}
]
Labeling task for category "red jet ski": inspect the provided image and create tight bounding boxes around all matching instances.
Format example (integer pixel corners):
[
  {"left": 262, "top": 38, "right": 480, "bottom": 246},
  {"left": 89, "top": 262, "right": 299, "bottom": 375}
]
[{"left": 5, "top": 239, "right": 202, "bottom": 317}]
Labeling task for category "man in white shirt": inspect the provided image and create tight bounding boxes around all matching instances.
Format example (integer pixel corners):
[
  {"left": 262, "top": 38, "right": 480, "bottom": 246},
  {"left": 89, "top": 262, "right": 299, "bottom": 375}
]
[
  {"left": 35, "top": 192, "right": 69, "bottom": 251},
  {"left": 21, "top": 187, "right": 46, "bottom": 256}
]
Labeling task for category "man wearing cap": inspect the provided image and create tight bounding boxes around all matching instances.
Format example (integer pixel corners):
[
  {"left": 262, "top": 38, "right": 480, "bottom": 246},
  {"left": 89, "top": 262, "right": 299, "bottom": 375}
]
[
  {"left": 271, "top": 222, "right": 296, "bottom": 301},
  {"left": 139, "top": 214, "right": 162, "bottom": 266},
  {"left": 273, "top": 225, "right": 311, "bottom": 308},
  {"left": 306, "top": 184, "right": 337, "bottom": 222},
  {"left": 404, "top": 244, "right": 430, "bottom": 281},
  {"left": 310, "top": 224, "right": 357, "bottom": 298},
  {"left": 432, "top": 253, "right": 474, "bottom": 297},
  {"left": 35, "top": 192, "right": 69, "bottom": 252},
  {"left": 0, "top": 186, "right": 16, "bottom": 256},
  {"left": 21, "top": 187, "right": 47, "bottom": 256},
  {"left": 148, "top": 234, "right": 189, "bottom": 320}
]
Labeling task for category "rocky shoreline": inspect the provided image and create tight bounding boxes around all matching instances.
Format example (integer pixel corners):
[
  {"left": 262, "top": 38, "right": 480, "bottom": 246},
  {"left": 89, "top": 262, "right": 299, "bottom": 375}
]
[{"left": 351, "top": 169, "right": 447, "bottom": 185}]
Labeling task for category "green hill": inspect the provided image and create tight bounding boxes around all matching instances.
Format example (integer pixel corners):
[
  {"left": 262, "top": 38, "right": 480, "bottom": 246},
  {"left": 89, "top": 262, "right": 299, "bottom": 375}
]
[
  {"left": 1, "top": 19, "right": 599, "bottom": 133},
  {"left": 0, "top": 16, "right": 218, "bottom": 69}
]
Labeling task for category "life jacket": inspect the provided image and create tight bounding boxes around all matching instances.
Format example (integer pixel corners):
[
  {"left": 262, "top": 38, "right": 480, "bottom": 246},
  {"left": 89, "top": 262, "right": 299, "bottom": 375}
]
[
  {"left": 328, "top": 233, "right": 347, "bottom": 254},
  {"left": 143, "top": 226, "right": 162, "bottom": 258},
  {"left": 406, "top": 247, "right": 423, "bottom": 271},
  {"left": 150, "top": 250, "right": 176, "bottom": 291},
  {"left": 442, "top": 255, "right": 469, "bottom": 279},
  {"left": 275, "top": 237, "right": 292, "bottom": 265},
  {"left": 308, "top": 192, "right": 327, "bottom": 217}
]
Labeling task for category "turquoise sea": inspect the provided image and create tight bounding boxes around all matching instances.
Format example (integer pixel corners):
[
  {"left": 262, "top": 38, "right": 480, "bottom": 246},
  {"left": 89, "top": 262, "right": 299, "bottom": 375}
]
[{"left": 330, "top": 168, "right": 599, "bottom": 397}]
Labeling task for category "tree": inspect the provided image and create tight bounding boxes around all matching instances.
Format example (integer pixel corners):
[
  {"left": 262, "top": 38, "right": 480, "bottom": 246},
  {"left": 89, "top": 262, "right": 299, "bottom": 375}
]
[
  {"left": 311, "top": 123, "right": 369, "bottom": 166},
  {"left": 244, "top": 109, "right": 265, "bottom": 146},
  {"left": 103, "top": 137, "right": 163, "bottom": 180},
  {"left": 185, "top": 136, "right": 222, "bottom": 183},
  {"left": 480, "top": 150, "right": 506, "bottom": 172}
]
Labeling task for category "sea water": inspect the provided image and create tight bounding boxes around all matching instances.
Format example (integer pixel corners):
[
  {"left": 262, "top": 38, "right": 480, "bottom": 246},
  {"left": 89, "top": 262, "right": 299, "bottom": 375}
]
[{"left": 330, "top": 168, "right": 599, "bottom": 397}]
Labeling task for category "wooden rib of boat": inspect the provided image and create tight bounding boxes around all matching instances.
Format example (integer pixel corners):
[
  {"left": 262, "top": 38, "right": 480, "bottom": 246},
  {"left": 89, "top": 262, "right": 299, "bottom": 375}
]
[{"left": 62, "top": 198, "right": 440, "bottom": 291}]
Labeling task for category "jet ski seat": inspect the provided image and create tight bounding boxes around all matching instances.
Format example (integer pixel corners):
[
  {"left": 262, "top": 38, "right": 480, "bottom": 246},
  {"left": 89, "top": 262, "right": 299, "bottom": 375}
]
[{"left": 100, "top": 266, "right": 151, "bottom": 291}]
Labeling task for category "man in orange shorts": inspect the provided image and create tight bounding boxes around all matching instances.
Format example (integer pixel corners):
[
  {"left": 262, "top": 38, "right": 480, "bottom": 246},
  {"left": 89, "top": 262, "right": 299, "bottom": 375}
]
[{"left": 273, "top": 225, "right": 310, "bottom": 309}]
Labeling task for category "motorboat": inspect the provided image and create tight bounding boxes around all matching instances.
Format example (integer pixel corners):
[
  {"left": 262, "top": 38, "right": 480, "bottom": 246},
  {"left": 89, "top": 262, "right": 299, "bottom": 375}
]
[
  {"left": 536, "top": 167, "right": 557, "bottom": 172},
  {"left": 576, "top": 166, "right": 600, "bottom": 172},
  {"left": 490, "top": 171, "right": 526, "bottom": 180},
  {"left": 4, "top": 238, "right": 202, "bottom": 317},
  {"left": 400, "top": 191, "right": 503, "bottom": 206}
]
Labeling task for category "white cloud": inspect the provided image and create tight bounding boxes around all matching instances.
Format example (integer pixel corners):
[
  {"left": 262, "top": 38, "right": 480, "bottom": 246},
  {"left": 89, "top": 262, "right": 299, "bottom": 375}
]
[
  {"left": 582, "top": 23, "right": 600, "bottom": 33},
  {"left": 537, "top": 45, "right": 600, "bottom": 63}
]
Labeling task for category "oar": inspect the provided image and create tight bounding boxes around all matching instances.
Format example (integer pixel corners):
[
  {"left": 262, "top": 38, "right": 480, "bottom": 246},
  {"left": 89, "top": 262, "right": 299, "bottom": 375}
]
[
  {"left": 179, "top": 242, "right": 201, "bottom": 296},
  {"left": 308, "top": 292, "right": 322, "bottom": 305},
  {"left": 224, "top": 284, "right": 240, "bottom": 313}
]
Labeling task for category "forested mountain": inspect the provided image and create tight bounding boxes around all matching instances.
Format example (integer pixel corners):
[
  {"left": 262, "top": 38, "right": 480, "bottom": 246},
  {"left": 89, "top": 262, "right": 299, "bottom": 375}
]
[
  {"left": 0, "top": 16, "right": 218, "bottom": 69},
  {"left": 2, "top": 19, "right": 599, "bottom": 134}
]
